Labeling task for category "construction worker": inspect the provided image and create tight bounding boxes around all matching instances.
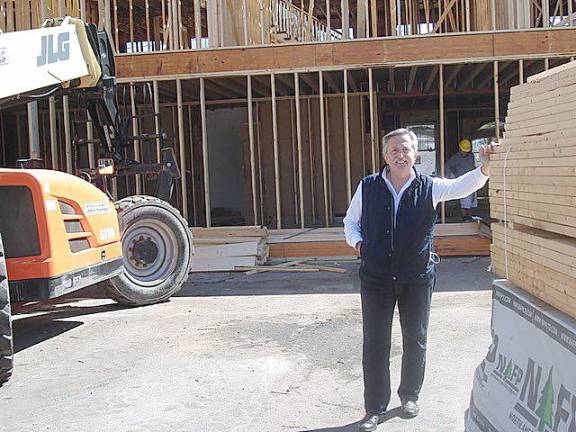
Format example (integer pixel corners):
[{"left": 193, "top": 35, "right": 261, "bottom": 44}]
[
  {"left": 445, "top": 138, "right": 478, "bottom": 221},
  {"left": 343, "top": 128, "right": 495, "bottom": 431}
]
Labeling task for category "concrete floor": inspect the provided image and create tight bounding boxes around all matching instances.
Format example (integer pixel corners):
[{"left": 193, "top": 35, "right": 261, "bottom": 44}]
[{"left": 0, "top": 257, "right": 495, "bottom": 432}]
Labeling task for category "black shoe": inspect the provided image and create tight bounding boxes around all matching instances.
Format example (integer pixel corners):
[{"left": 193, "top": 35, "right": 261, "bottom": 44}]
[
  {"left": 401, "top": 400, "right": 419, "bottom": 418},
  {"left": 358, "top": 413, "right": 385, "bottom": 432}
]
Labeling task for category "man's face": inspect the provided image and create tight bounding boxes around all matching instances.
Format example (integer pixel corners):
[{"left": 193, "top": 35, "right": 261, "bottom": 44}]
[{"left": 384, "top": 134, "right": 417, "bottom": 175}]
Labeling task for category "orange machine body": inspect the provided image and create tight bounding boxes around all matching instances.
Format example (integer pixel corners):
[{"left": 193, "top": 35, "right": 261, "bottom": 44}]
[{"left": 0, "top": 169, "right": 123, "bottom": 302}]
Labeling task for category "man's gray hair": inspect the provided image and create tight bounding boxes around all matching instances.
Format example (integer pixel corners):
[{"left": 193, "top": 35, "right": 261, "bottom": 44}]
[{"left": 381, "top": 128, "right": 419, "bottom": 155}]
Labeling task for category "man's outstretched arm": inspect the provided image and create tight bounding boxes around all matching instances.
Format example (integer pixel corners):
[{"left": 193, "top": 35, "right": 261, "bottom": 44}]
[{"left": 432, "top": 143, "right": 496, "bottom": 208}]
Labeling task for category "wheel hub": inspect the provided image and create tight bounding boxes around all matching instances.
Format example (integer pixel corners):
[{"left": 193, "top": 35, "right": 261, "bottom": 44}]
[
  {"left": 121, "top": 217, "right": 178, "bottom": 286},
  {"left": 129, "top": 236, "right": 159, "bottom": 268}
]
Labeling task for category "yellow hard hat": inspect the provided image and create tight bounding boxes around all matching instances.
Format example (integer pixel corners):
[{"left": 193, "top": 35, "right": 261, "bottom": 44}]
[{"left": 459, "top": 139, "right": 472, "bottom": 152}]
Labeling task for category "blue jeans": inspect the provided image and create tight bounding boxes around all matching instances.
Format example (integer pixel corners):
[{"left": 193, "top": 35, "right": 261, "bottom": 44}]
[{"left": 360, "top": 276, "right": 435, "bottom": 414}]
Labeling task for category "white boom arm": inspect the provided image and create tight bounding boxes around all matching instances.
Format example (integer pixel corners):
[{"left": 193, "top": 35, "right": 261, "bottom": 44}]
[{"left": 0, "top": 17, "right": 102, "bottom": 101}]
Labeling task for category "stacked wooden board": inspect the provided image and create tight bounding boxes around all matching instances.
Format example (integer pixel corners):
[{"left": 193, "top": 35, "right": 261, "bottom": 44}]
[
  {"left": 268, "top": 228, "right": 356, "bottom": 259},
  {"left": 189, "top": 226, "right": 269, "bottom": 272},
  {"left": 268, "top": 222, "right": 490, "bottom": 259},
  {"left": 490, "top": 61, "right": 576, "bottom": 318},
  {"left": 187, "top": 222, "right": 490, "bottom": 271}
]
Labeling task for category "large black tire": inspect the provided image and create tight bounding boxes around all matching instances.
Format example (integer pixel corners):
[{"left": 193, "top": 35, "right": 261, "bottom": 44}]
[
  {"left": 0, "top": 234, "right": 13, "bottom": 387},
  {"left": 102, "top": 196, "right": 194, "bottom": 306}
]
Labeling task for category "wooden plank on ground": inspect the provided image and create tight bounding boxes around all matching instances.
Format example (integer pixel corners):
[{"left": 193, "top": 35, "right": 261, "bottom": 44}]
[
  {"left": 193, "top": 241, "right": 259, "bottom": 258},
  {"left": 191, "top": 256, "right": 257, "bottom": 272},
  {"left": 191, "top": 226, "right": 268, "bottom": 238}
]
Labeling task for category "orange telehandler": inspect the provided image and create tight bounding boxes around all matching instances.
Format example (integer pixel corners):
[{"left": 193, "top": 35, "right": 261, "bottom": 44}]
[{"left": 0, "top": 18, "right": 194, "bottom": 386}]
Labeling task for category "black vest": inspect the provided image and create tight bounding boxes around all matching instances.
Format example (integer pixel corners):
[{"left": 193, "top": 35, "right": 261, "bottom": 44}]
[{"left": 360, "top": 167, "right": 437, "bottom": 285}]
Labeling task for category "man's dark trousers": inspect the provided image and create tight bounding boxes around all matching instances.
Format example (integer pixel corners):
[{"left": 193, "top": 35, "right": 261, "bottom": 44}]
[{"left": 360, "top": 275, "right": 435, "bottom": 414}]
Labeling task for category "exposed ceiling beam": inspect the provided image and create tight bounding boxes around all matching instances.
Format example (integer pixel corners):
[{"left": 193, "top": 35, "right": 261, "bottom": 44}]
[
  {"left": 230, "top": 77, "right": 269, "bottom": 98},
  {"left": 387, "top": 68, "right": 395, "bottom": 94},
  {"left": 250, "top": 75, "right": 290, "bottom": 96},
  {"left": 499, "top": 69, "right": 521, "bottom": 88},
  {"left": 480, "top": 61, "right": 517, "bottom": 89},
  {"left": 273, "top": 75, "right": 293, "bottom": 95},
  {"left": 378, "top": 87, "right": 501, "bottom": 99},
  {"left": 252, "top": 75, "right": 271, "bottom": 92},
  {"left": 204, "top": 80, "right": 237, "bottom": 98},
  {"left": 276, "top": 74, "right": 296, "bottom": 93},
  {"left": 444, "top": 64, "right": 464, "bottom": 88},
  {"left": 520, "top": 60, "right": 550, "bottom": 83},
  {"left": 476, "top": 69, "right": 496, "bottom": 89},
  {"left": 323, "top": 72, "right": 341, "bottom": 92},
  {"left": 424, "top": 65, "right": 439, "bottom": 93},
  {"left": 477, "top": 62, "right": 515, "bottom": 89},
  {"left": 500, "top": 60, "right": 533, "bottom": 87},
  {"left": 407, "top": 66, "right": 419, "bottom": 93},
  {"left": 347, "top": 70, "right": 359, "bottom": 92},
  {"left": 300, "top": 74, "right": 320, "bottom": 93},
  {"left": 242, "top": 76, "right": 273, "bottom": 96},
  {"left": 210, "top": 78, "right": 249, "bottom": 97},
  {"left": 459, "top": 63, "right": 489, "bottom": 89}
]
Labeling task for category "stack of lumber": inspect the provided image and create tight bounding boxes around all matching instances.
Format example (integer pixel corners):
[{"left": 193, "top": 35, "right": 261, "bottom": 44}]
[
  {"left": 491, "top": 224, "right": 576, "bottom": 316},
  {"left": 490, "top": 62, "right": 576, "bottom": 238},
  {"left": 187, "top": 222, "right": 491, "bottom": 271},
  {"left": 268, "top": 228, "right": 355, "bottom": 259},
  {"left": 433, "top": 222, "right": 491, "bottom": 256},
  {"left": 189, "top": 226, "right": 269, "bottom": 272},
  {"left": 268, "top": 222, "right": 490, "bottom": 260},
  {"left": 490, "top": 61, "right": 576, "bottom": 318}
]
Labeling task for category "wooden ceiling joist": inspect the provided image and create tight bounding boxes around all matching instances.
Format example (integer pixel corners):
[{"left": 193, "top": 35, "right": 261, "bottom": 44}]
[
  {"left": 323, "top": 72, "right": 341, "bottom": 92},
  {"left": 498, "top": 63, "right": 523, "bottom": 88},
  {"left": 406, "top": 66, "right": 419, "bottom": 93},
  {"left": 476, "top": 60, "right": 516, "bottom": 89},
  {"left": 251, "top": 75, "right": 293, "bottom": 96},
  {"left": 238, "top": 77, "right": 269, "bottom": 97},
  {"left": 204, "top": 80, "right": 239, "bottom": 99},
  {"left": 346, "top": 71, "right": 359, "bottom": 92},
  {"left": 387, "top": 68, "right": 395, "bottom": 94},
  {"left": 276, "top": 74, "right": 296, "bottom": 92},
  {"left": 300, "top": 73, "right": 320, "bottom": 93},
  {"left": 273, "top": 76, "right": 294, "bottom": 95},
  {"left": 458, "top": 63, "right": 489, "bottom": 89},
  {"left": 251, "top": 75, "right": 272, "bottom": 94},
  {"left": 424, "top": 65, "right": 439, "bottom": 93},
  {"left": 211, "top": 78, "right": 248, "bottom": 97},
  {"left": 478, "top": 61, "right": 516, "bottom": 88},
  {"left": 476, "top": 66, "right": 496, "bottom": 89},
  {"left": 444, "top": 64, "right": 464, "bottom": 88}
]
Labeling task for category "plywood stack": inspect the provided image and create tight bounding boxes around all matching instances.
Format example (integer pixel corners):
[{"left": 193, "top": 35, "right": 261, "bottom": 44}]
[
  {"left": 490, "top": 61, "right": 576, "bottom": 318},
  {"left": 268, "top": 223, "right": 491, "bottom": 260},
  {"left": 268, "top": 228, "right": 355, "bottom": 259},
  {"left": 190, "top": 226, "right": 269, "bottom": 272}
]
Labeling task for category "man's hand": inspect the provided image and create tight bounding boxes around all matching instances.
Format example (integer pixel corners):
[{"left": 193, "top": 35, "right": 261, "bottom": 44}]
[
  {"left": 355, "top": 241, "right": 362, "bottom": 255},
  {"left": 479, "top": 142, "right": 498, "bottom": 176}
]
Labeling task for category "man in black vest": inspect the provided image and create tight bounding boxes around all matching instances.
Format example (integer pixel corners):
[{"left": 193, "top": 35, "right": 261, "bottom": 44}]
[{"left": 343, "top": 128, "right": 494, "bottom": 431}]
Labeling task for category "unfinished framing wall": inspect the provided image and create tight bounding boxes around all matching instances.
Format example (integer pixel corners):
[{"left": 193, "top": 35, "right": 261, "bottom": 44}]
[{"left": 4, "top": 55, "right": 572, "bottom": 228}]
